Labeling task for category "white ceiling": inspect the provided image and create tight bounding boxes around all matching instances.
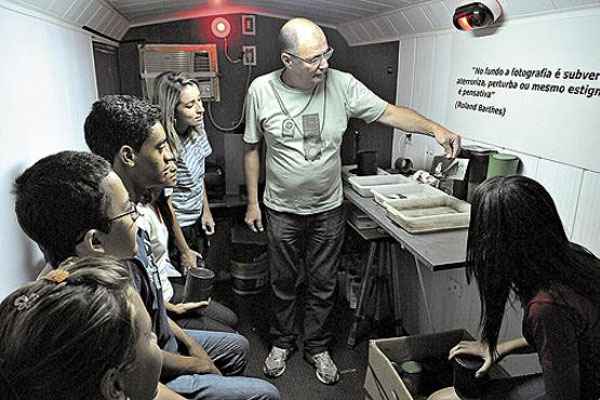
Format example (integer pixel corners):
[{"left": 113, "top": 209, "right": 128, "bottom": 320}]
[
  {"left": 105, "top": 0, "right": 434, "bottom": 27},
  {"left": 5, "top": 0, "right": 600, "bottom": 45}
]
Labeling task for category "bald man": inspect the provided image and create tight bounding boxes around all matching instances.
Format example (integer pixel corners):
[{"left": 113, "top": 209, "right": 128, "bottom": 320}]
[{"left": 243, "top": 18, "right": 461, "bottom": 384}]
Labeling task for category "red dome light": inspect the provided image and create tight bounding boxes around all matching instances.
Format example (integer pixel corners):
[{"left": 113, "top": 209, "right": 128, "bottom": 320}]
[{"left": 211, "top": 17, "right": 231, "bottom": 38}]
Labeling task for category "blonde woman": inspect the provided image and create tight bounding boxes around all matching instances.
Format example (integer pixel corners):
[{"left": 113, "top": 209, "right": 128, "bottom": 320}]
[{"left": 153, "top": 72, "right": 215, "bottom": 268}]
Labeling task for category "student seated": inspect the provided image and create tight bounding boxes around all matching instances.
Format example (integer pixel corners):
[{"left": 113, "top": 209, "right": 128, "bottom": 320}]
[
  {"left": 0, "top": 256, "right": 162, "bottom": 400},
  {"left": 447, "top": 175, "right": 600, "bottom": 400},
  {"left": 14, "top": 150, "right": 186, "bottom": 400},
  {"left": 139, "top": 189, "right": 239, "bottom": 333},
  {"left": 83, "top": 94, "right": 237, "bottom": 333},
  {"left": 14, "top": 150, "right": 279, "bottom": 400},
  {"left": 83, "top": 96, "right": 279, "bottom": 400}
]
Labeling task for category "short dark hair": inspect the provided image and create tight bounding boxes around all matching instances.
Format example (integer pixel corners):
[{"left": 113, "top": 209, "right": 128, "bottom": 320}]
[
  {"left": 14, "top": 151, "right": 112, "bottom": 266},
  {"left": 0, "top": 256, "right": 137, "bottom": 400},
  {"left": 84, "top": 95, "right": 162, "bottom": 163}
]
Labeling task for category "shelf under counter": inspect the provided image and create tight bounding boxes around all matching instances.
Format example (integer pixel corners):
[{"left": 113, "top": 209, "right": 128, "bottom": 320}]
[{"left": 344, "top": 185, "right": 467, "bottom": 271}]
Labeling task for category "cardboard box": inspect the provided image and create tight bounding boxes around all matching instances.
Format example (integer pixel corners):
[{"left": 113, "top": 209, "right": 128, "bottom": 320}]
[{"left": 364, "top": 330, "right": 508, "bottom": 400}]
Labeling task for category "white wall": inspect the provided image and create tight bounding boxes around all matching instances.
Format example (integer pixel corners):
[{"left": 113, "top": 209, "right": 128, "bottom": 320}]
[
  {"left": 391, "top": 7, "right": 600, "bottom": 375},
  {"left": 0, "top": 2, "right": 97, "bottom": 298}
]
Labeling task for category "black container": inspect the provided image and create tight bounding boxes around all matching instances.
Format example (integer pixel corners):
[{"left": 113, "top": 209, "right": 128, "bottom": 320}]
[
  {"left": 357, "top": 150, "right": 377, "bottom": 176},
  {"left": 453, "top": 146, "right": 497, "bottom": 201},
  {"left": 394, "top": 157, "right": 414, "bottom": 175},
  {"left": 453, "top": 354, "right": 488, "bottom": 399},
  {"left": 392, "top": 360, "right": 423, "bottom": 396},
  {"left": 205, "top": 164, "right": 225, "bottom": 201},
  {"left": 183, "top": 267, "right": 215, "bottom": 302}
]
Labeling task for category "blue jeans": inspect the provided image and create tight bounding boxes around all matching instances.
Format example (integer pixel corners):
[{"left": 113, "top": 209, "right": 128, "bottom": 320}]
[
  {"left": 165, "top": 330, "right": 280, "bottom": 400},
  {"left": 265, "top": 206, "right": 345, "bottom": 354}
]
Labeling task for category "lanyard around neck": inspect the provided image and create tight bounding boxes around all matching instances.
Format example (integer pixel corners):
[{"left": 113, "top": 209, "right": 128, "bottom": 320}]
[{"left": 269, "top": 80, "right": 318, "bottom": 119}]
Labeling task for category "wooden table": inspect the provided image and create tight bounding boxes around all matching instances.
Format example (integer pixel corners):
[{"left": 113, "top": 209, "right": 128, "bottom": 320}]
[{"left": 344, "top": 186, "right": 468, "bottom": 333}]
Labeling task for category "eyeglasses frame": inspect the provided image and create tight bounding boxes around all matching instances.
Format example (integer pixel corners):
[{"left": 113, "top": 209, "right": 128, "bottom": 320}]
[{"left": 285, "top": 47, "right": 334, "bottom": 66}]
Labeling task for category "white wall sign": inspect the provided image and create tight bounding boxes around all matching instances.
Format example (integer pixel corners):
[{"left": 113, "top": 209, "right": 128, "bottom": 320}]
[{"left": 446, "top": 12, "right": 600, "bottom": 172}]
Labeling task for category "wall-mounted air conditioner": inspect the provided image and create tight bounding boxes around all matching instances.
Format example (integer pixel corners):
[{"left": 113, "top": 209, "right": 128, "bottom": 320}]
[{"left": 139, "top": 44, "right": 220, "bottom": 102}]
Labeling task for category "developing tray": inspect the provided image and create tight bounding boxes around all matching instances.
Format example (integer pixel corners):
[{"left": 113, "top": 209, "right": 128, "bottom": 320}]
[
  {"left": 342, "top": 164, "right": 389, "bottom": 183},
  {"left": 348, "top": 174, "right": 412, "bottom": 197},
  {"left": 371, "top": 183, "right": 445, "bottom": 206},
  {"left": 384, "top": 196, "right": 470, "bottom": 234}
]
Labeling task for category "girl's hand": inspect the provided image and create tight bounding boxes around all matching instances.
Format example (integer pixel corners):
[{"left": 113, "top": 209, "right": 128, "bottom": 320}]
[
  {"left": 180, "top": 250, "right": 197, "bottom": 274},
  {"left": 448, "top": 340, "right": 494, "bottom": 378},
  {"left": 201, "top": 209, "right": 215, "bottom": 235},
  {"left": 171, "top": 299, "right": 211, "bottom": 315}
]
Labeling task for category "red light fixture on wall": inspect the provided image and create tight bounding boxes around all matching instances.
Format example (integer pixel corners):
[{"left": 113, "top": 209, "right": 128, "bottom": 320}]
[{"left": 211, "top": 17, "right": 231, "bottom": 38}]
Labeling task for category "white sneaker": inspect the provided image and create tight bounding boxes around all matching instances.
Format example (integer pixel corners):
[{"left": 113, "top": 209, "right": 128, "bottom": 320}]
[
  {"left": 263, "top": 346, "right": 292, "bottom": 378},
  {"left": 305, "top": 351, "right": 340, "bottom": 385}
]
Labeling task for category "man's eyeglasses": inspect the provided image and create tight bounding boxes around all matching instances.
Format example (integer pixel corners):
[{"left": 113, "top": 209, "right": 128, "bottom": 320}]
[
  {"left": 286, "top": 47, "right": 334, "bottom": 66},
  {"left": 75, "top": 202, "right": 140, "bottom": 245},
  {"left": 108, "top": 201, "right": 140, "bottom": 223}
]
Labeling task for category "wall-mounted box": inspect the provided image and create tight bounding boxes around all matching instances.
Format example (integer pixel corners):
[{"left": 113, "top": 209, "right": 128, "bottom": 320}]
[
  {"left": 242, "top": 15, "right": 256, "bottom": 35},
  {"left": 242, "top": 45, "right": 257, "bottom": 66}
]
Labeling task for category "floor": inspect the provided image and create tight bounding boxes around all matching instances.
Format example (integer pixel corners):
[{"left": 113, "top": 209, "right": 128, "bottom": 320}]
[
  {"left": 207, "top": 221, "right": 406, "bottom": 399},
  {"left": 214, "top": 281, "right": 380, "bottom": 400}
]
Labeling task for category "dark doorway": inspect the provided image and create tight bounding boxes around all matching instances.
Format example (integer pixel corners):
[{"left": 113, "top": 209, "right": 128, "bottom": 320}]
[{"left": 92, "top": 41, "right": 121, "bottom": 97}]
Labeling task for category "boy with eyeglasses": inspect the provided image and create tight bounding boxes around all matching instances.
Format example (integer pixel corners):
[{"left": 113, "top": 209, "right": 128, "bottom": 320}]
[{"left": 13, "top": 150, "right": 187, "bottom": 399}]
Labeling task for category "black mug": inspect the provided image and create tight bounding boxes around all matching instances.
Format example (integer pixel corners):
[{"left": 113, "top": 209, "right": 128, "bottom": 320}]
[
  {"left": 183, "top": 267, "right": 215, "bottom": 302},
  {"left": 356, "top": 150, "right": 377, "bottom": 176},
  {"left": 453, "top": 354, "right": 488, "bottom": 399}
]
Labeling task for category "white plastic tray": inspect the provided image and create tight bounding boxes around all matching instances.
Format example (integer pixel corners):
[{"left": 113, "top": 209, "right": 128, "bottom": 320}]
[
  {"left": 370, "top": 183, "right": 444, "bottom": 206},
  {"left": 384, "top": 195, "right": 470, "bottom": 233},
  {"left": 348, "top": 174, "right": 412, "bottom": 197},
  {"left": 342, "top": 164, "right": 389, "bottom": 183}
]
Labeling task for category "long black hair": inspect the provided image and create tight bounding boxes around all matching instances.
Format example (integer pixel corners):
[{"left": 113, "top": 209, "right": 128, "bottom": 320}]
[{"left": 466, "top": 175, "right": 600, "bottom": 356}]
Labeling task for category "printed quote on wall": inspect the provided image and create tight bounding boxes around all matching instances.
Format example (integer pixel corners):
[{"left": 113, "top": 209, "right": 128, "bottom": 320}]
[{"left": 453, "top": 66, "right": 600, "bottom": 118}]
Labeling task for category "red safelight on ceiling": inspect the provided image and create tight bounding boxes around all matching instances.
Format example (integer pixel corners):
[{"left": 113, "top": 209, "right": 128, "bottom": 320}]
[{"left": 211, "top": 17, "right": 231, "bottom": 38}]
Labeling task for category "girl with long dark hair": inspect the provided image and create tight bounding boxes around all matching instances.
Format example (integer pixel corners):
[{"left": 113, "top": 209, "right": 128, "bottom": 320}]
[{"left": 448, "top": 175, "right": 600, "bottom": 399}]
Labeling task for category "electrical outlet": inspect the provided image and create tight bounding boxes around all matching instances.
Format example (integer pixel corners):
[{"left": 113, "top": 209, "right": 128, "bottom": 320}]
[
  {"left": 196, "top": 80, "right": 213, "bottom": 98},
  {"left": 242, "top": 45, "right": 256, "bottom": 66},
  {"left": 424, "top": 149, "right": 435, "bottom": 170},
  {"left": 448, "top": 277, "right": 464, "bottom": 298}
]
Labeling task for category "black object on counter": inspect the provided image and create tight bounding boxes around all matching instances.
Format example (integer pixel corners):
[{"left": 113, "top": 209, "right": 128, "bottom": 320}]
[
  {"left": 356, "top": 150, "right": 377, "bottom": 176},
  {"left": 205, "top": 163, "right": 225, "bottom": 201},
  {"left": 453, "top": 146, "right": 497, "bottom": 201},
  {"left": 394, "top": 157, "right": 414, "bottom": 175},
  {"left": 453, "top": 354, "right": 488, "bottom": 399}
]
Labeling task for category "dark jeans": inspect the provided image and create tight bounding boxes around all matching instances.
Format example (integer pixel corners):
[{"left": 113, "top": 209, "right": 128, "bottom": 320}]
[
  {"left": 170, "top": 278, "right": 239, "bottom": 333},
  {"left": 265, "top": 205, "right": 345, "bottom": 355},
  {"left": 181, "top": 220, "right": 210, "bottom": 255},
  {"left": 167, "top": 219, "right": 208, "bottom": 271}
]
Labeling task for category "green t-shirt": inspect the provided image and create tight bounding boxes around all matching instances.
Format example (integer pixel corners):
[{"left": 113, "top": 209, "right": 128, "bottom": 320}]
[{"left": 244, "top": 68, "right": 387, "bottom": 214}]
